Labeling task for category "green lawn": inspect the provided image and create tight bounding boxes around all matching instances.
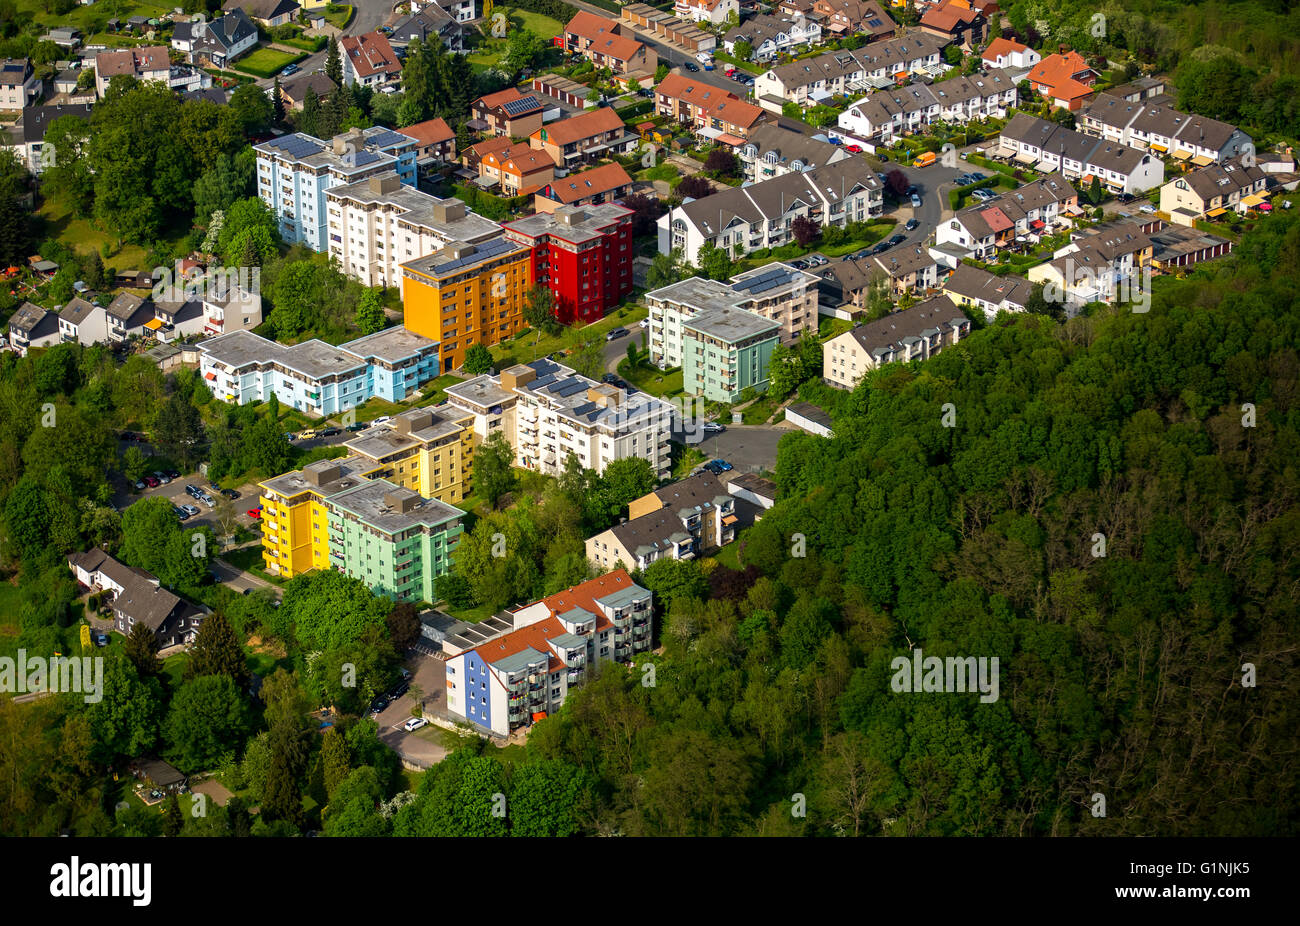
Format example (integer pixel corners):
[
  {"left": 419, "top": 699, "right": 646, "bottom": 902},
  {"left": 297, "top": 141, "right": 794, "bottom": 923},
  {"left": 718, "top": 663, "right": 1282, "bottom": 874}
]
[
  {"left": 741, "top": 394, "right": 783, "bottom": 425},
  {"left": 161, "top": 652, "right": 189, "bottom": 691},
  {"left": 711, "top": 52, "right": 763, "bottom": 74},
  {"left": 37, "top": 197, "right": 154, "bottom": 269},
  {"left": 513, "top": 10, "right": 563, "bottom": 38},
  {"left": 492, "top": 304, "right": 649, "bottom": 367},
  {"left": 818, "top": 317, "right": 854, "bottom": 341},
  {"left": 618, "top": 359, "right": 684, "bottom": 397},
  {"left": 14, "top": 0, "right": 174, "bottom": 34},
  {"left": 322, "top": 4, "right": 354, "bottom": 29},
  {"left": 234, "top": 48, "right": 307, "bottom": 79},
  {"left": 222, "top": 545, "right": 285, "bottom": 586},
  {"left": 710, "top": 541, "right": 742, "bottom": 569},
  {"left": 0, "top": 578, "right": 23, "bottom": 638}
]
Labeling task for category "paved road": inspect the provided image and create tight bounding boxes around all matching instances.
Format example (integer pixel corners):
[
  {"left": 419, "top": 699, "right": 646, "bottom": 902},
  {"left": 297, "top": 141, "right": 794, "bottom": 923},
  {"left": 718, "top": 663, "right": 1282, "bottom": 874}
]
[
  {"left": 681, "top": 423, "right": 788, "bottom": 473},
  {"left": 254, "top": 0, "right": 394, "bottom": 88},
  {"left": 211, "top": 555, "right": 280, "bottom": 598},
  {"left": 373, "top": 652, "right": 451, "bottom": 769}
]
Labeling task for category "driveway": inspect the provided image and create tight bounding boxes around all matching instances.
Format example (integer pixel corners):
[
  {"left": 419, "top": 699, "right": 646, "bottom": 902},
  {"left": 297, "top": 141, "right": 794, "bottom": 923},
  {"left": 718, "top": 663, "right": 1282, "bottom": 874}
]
[
  {"left": 373, "top": 651, "right": 451, "bottom": 769},
  {"left": 679, "top": 423, "right": 787, "bottom": 473}
]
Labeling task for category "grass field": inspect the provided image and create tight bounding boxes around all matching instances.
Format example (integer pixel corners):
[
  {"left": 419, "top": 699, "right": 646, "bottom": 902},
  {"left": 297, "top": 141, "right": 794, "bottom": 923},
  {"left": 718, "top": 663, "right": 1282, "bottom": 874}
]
[
  {"left": 619, "top": 359, "right": 683, "bottom": 397},
  {"left": 322, "top": 4, "right": 354, "bottom": 29},
  {"left": 37, "top": 197, "right": 154, "bottom": 269},
  {"left": 0, "top": 577, "right": 22, "bottom": 638},
  {"left": 741, "top": 394, "right": 783, "bottom": 425},
  {"left": 14, "top": 0, "right": 174, "bottom": 34},
  {"left": 491, "top": 303, "right": 649, "bottom": 368},
  {"left": 234, "top": 48, "right": 307, "bottom": 79}
]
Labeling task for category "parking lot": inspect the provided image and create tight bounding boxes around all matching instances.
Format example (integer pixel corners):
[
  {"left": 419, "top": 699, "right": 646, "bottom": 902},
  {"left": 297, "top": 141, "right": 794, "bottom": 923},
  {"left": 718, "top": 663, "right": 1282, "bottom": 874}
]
[
  {"left": 679, "top": 423, "right": 788, "bottom": 475},
  {"left": 372, "top": 653, "right": 452, "bottom": 769}
]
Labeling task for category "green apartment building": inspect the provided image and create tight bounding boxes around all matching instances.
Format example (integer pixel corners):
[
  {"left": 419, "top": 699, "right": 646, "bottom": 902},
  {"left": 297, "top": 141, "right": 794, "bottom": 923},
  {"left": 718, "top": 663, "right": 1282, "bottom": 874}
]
[
  {"left": 682, "top": 307, "right": 781, "bottom": 403},
  {"left": 325, "top": 479, "right": 465, "bottom": 604}
]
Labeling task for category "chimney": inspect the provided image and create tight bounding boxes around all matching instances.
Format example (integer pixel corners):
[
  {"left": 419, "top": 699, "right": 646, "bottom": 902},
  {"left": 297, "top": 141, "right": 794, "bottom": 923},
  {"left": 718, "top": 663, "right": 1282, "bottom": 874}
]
[
  {"left": 434, "top": 198, "right": 467, "bottom": 224},
  {"left": 500, "top": 365, "right": 536, "bottom": 391},
  {"left": 557, "top": 205, "right": 585, "bottom": 226},
  {"left": 367, "top": 173, "right": 401, "bottom": 195}
]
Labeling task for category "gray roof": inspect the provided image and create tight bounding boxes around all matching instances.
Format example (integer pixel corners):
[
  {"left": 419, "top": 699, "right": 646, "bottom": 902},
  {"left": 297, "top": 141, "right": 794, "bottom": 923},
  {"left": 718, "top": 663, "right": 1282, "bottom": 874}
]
[
  {"left": 340, "top": 325, "right": 439, "bottom": 365},
  {"left": 682, "top": 306, "right": 781, "bottom": 344},
  {"left": 743, "top": 123, "right": 844, "bottom": 172},
  {"left": 1071, "top": 218, "right": 1152, "bottom": 261},
  {"left": 1174, "top": 155, "right": 1267, "bottom": 202},
  {"left": 766, "top": 33, "right": 946, "bottom": 93},
  {"left": 943, "top": 263, "right": 1032, "bottom": 309},
  {"left": 260, "top": 456, "right": 374, "bottom": 499},
  {"left": 843, "top": 294, "right": 968, "bottom": 358},
  {"left": 326, "top": 178, "right": 500, "bottom": 243},
  {"left": 651, "top": 471, "right": 728, "bottom": 512},
  {"left": 8, "top": 301, "right": 50, "bottom": 334},
  {"left": 872, "top": 244, "right": 937, "bottom": 279},
  {"left": 327, "top": 479, "right": 463, "bottom": 537},
  {"left": 106, "top": 292, "right": 150, "bottom": 322},
  {"left": 612, "top": 507, "right": 699, "bottom": 557},
  {"left": 59, "top": 296, "right": 102, "bottom": 326},
  {"left": 444, "top": 374, "right": 516, "bottom": 412},
  {"left": 787, "top": 401, "right": 832, "bottom": 428},
  {"left": 501, "top": 203, "right": 633, "bottom": 247},
  {"left": 728, "top": 472, "right": 777, "bottom": 500},
  {"left": 16, "top": 102, "right": 93, "bottom": 145},
  {"left": 279, "top": 70, "right": 337, "bottom": 102},
  {"left": 1149, "top": 224, "right": 1232, "bottom": 262}
]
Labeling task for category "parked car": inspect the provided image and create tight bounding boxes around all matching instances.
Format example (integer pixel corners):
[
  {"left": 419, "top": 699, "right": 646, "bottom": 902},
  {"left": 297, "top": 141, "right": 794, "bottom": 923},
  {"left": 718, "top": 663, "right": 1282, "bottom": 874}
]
[
  {"left": 209, "top": 481, "right": 221, "bottom": 492},
  {"left": 134, "top": 480, "right": 146, "bottom": 490},
  {"left": 388, "top": 681, "right": 410, "bottom": 700},
  {"left": 1138, "top": 203, "right": 1156, "bottom": 214},
  {"left": 143, "top": 475, "right": 159, "bottom": 487},
  {"left": 185, "top": 484, "right": 202, "bottom": 498},
  {"left": 846, "top": 144, "right": 863, "bottom": 153},
  {"left": 345, "top": 423, "right": 366, "bottom": 431},
  {"left": 905, "top": 184, "right": 918, "bottom": 196},
  {"left": 404, "top": 716, "right": 429, "bottom": 732},
  {"left": 683, "top": 61, "right": 699, "bottom": 72},
  {"left": 297, "top": 428, "right": 320, "bottom": 440},
  {"left": 638, "top": 318, "right": 649, "bottom": 328},
  {"left": 163, "top": 470, "right": 179, "bottom": 480},
  {"left": 871, "top": 241, "right": 891, "bottom": 255},
  {"left": 909, "top": 192, "right": 922, "bottom": 208},
  {"left": 319, "top": 427, "right": 340, "bottom": 437},
  {"left": 247, "top": 507, "right": 262, "bottom": 519},
  {"left": 369, "top": 695, "right": 388, "bottom": 714},
  {"left": 968, "top": 172, "right": 986, "bottom": 182},
  {"left": 174, "top": 505, "right": 190, "bottom": 520},
  {"left": 702, "top": 422, "right": 725, "bottom": 434},
  {"left": 605, "top": 326, "right": 629, "bottom": 341},
  {"left": 152, "top": 472, "right": 172, "bottom": 484},
  {"left": 181, "top": 504, "right": 200, "bottom": 517},
  {"left": 198, "top": 493, "right": 216, "bottom": 508},
  {"left": 220, "top": 488, "right": 240, "bottom": 500},
  {"left": 281, "top": 63, "right": 298, "bottom": 75},
  {"left": 371, "top": 416, "right": 392, "bottom": 425},
  {"left": 904, "top": 218, "right": 919, "bottom": 231},
  {"left": 93, "top": 632, "right": 109, "bottom": 647},
  {"left": 283, "top": 431, "right": 296, "bottom": 441},
  {"left": 888, "top": 234, "right": 906, "bottom": 246}
]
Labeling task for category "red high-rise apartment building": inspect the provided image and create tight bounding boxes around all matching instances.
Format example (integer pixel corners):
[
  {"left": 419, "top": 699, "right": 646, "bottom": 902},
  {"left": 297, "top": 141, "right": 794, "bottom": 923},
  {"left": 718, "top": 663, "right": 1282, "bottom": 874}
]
[{"left": 501, "top": 203, "right": 635, "bottom": 325}]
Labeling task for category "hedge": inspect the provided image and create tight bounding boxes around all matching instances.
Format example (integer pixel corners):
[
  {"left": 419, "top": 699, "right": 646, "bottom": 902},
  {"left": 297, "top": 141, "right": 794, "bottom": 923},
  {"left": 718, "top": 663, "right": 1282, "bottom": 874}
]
[{"left": 508, "top": 0, "right": 580, "bottom": 22}]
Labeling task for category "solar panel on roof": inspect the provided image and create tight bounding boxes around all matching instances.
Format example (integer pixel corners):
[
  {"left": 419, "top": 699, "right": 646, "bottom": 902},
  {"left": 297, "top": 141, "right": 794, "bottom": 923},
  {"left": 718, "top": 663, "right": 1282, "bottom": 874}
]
[
  {"left": 555, "top": 380, "right": 588, "bottom": 397},
  {"left": 502, "top": 96, "right": 541, "bottom": 116},
  {"left": 571, "top": 401, "right": 596, "bottom": 416},
  {"left": 530, "top": 374, "right": 557, "bottom": 390}
]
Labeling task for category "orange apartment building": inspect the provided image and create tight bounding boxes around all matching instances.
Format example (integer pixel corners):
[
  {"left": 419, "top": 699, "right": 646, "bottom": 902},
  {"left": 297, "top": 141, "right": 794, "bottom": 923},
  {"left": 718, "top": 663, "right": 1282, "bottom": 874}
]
[{"left": 479, "top": 142, "right": 556, "bottom": 196}]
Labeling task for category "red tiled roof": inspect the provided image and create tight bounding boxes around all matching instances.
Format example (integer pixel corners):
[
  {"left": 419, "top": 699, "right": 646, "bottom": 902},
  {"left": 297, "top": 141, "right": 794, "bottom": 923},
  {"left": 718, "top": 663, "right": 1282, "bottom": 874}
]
[
  {"left": 1026, "top": 52, "right": 1094, "bottom": 96},
  {"left": 565, "top": 10, "right": 622, "bottom": 43},
  {"left": 542, "top": 162, "right": 633, "bottom": 204},
  {"left": 340, "top": 31, "right": 401, "bottom": 78},
  {"left": 531, "top": 106, "right": 624, "bottom": 146},
  {"left": 400, "top": 117, "right": 454, "bottom": 147},
  {"left": 982, "top": 37, "right": 1029, "bottom": 61}
]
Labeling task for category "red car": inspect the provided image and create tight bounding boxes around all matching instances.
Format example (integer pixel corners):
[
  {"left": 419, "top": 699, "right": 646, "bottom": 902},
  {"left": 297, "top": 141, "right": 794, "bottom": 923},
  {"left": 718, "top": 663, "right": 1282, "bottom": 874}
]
[
  {"left": 846, "top": 144, "right": 863, "bottom": 153},
  {"left": 143, "top": 475, "right": 160, "bottom": 487},
  {"left": 247, "top": 507, "right": 262, "bottom": 519}
]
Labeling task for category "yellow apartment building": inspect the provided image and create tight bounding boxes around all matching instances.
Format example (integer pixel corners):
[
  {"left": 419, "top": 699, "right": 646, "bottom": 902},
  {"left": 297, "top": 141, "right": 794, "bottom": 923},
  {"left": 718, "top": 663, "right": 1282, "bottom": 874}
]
[
  {"left": 258, "top": 457, "right": 375, "bottom": 578},
  {"left": 341, "top": 405, "right": 477, "bottom": 505},
  {"left": 400, "top": 236, "right": 533, "bottom": 373}
]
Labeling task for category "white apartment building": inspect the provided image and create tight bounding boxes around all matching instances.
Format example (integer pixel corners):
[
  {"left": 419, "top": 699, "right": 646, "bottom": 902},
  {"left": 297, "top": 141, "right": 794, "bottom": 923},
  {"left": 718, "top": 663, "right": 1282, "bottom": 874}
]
[
  {"left": 658, "top": 157, "right": 882, "bottom": 264},
  {"left": 934, "top": 174, "right": 1080, "bottom": 260},
  {"left": 646, "top": 263, "right": 819, "bottom": 369},
  {"left": 837, "top": 68, "right": 1017, "bottom": 145},
  {"left": 754, "top": 33, "right": 948, "bottom": 109},
  {"left": 0, "top": 58, "right": 38, "bottom": 109},
  {"left": 739, "top": 123, "right": 851, "bottom": 183},
  {"left": 325, "top": 174, "right": 501, "bottom": 287},
  {"left": 254, "top": 129, "right": 402, "bottom": 252},
  {"left": 823, "top": 294, "right": 970, "bottom": 389},
  {"left": 445, "top": 359, "right": 674, "bottom": 479},
  {"left": 675, "top": 0, "right": 738, "bottom": 25},
  {"left": 445, "top": 569, "right": 653, "bottom": 736}
]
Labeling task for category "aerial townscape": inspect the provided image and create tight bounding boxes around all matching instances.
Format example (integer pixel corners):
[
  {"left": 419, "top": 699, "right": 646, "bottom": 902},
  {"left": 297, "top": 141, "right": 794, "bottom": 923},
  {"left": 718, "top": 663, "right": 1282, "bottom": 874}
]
[{"left": 0, "top": 0, "right": 1295, "bottom": 863}]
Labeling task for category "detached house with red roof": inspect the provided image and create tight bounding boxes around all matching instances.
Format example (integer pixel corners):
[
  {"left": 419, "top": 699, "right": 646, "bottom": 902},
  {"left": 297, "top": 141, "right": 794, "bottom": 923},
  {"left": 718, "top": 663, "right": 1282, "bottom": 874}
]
[
  {"left": 919, "top": 0, "right": 986, "bottom": 49},
  {"left": 470, "top": 87, "right": 545, "bottom": 138},
  {"left": 981, "top": 37, "right": 1039, "bottom": 72},
  {"left": 534, "top": 162, "right": 634, "bottom": 214},
  {"left": 1025, "top": 51, "right": 1098, "bottom": 111},
  {"left": 479, "top": 142, "right": 556, "bottom": 196},
  {"left": 444, "top": 569, "right": 654, "bottom": 735},
  {"left": 529, "top": 105, "right": 636, "bottom": 167},
  {"left": 562, "top": 10, "right": 657, "bottom": 77},
  {"left": 340, "top": 31, "right": 402, "bottom": 89}
]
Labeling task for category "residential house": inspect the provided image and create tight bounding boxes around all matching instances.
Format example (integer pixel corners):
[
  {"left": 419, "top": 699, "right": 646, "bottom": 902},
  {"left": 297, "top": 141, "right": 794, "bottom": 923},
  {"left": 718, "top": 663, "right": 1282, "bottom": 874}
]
[
  {"left": 171, "top": 10, "right": 258, "bottom": 69},
  {"left": 1024, "top": 50, "right": 1098, "bottom": 111},
  {"left": 658, "top": 157, "right": 883, "bottom": 263},
  {"left": 822, "top": 294, "right": 971, "bottom": 388},
  {"left": 935, "top": 173, "right": 1079, "bottom": 259},
  {"left": 340, "top": 31, "right": 403, "bottom": 89},
  {"left": 56, "top": 296, "right": 111, "bottom": 346},
  {"left": 722, "top": 14, "right": 822, "bottom": 62},
  {"left": 655, "top": 72, "right": 767, "bottom": 141},
  {"left": 480, "top": 142, "right": 556, "bottom": 196},
  {"left": 68, "top": 548, "right": 208, "bottom": 647},
  {"left": 1158, "top": 156, "right": 1268, "bottom": 224},
  {"left": 462, "top": 134, "right": 512, "bottom": 173},
  {"left": 739, "top": 123, "right": 851, "bottom": 182},
  {"left": 223, "top": 0, "right": 299, "bottom": 28},
  {"left": 529, "top": 106, "right": 634, "bottom": 167},
  {"left": 753, "top": 33, "right": 948, "bottom": 108},
  {"left": 41, "top": 27, "right": 81, "bottom": 49},
  {"left": 446, "top": 359, "right": 674, "bottom": 478},
  {"left": 399, "top": 117, "right": 457, "bottom": 173},
  {"left": 997, "top": 113, "right": 1163, "bottom": 194},
  {"left": 201, "top": 283, "right": 264, "bottom": 337},
  {"left": 675, "top": 0, "right": 739, "bottom": 26},
  {"left": 94, "top": 46, "right": 170, "bottom": 98},
  {"left": 1026, "top": 218, "right": 1153, "bottom": 307},
  {"left": 646, "top": 263, "right": 819, "bottom": 367},
  {"left": 981, "top": 37, "right": 1039, "bottom": 72},
  {"left": 470, "top": 87, "right": 545, "bottom": 138},
  {"left": 919, "top": 0, "right": 986, "bottom": 49},
  {"left": 1, "top": 102, "right": 92, "bottom": 174},
  {"left": 563, "top": 11, "right": 657, "bottom": 77},
  {"left": 1078, "top": 92, "right": 1251, "bottom": 165},
  {"left": 278, "top": 71, "right": 337, "bottom": 110},
  {"left": 445, "top": 570, "right": 654, "bottom": 735},
  {"left": 871, "top": 244, "right": 941, "bottom": 295},
  {"left": 1105, "top": 76, "right": 1167, "bottom": 103},
  {"left": 0, "top": 58, "right": 39, "bottom": 109},
  {"left": 942, "top": 262, "right": 1033, "bottom": 319},
  {"left": 6, "top": 302, "right": 60, "bottom": 356},
  {"left": 586, "top": 472, "right": 737, "bottom": 570},
  {"left": 837, "top": 67, "right": 1018, "bottom": 144},
  {"left": 534, "top": 162, "right": 634, "bottom": 214},
  {"left": 388, "top": 3, "right": 474, "bottom": 53}
]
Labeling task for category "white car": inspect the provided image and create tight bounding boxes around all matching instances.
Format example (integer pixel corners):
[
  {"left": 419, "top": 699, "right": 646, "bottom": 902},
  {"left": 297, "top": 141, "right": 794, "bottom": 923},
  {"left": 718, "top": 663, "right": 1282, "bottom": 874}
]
[
  {"left": 403, "top": 716, "right": 429, "bottom": 732},
  {"left": 638, "top": 318, "right": 649, "bottom": 328},
  {"left": 1138, "top": 203, "right": 1156, "bottom": 214},
  {"left": 371, "top": 416, "right": 392, "bottom": 426}
]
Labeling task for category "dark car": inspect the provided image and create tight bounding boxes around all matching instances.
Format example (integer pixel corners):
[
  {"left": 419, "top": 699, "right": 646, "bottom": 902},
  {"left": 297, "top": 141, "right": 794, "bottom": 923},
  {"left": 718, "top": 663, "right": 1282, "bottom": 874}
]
[
  {"left": 163, "top": 469, "right": 179, "bottom": 479},
  {"left": 220, "top": 488, "right": 240, "bottom": 500},
  {"left": 888, "top": 234, "right": 906, "bottom": 246},
  {"left": 602, "top": 373, "right": 620, "bottom": 384},
  {"left": 369, "top": 696, "right": 388, "bottom": 714},
  {"left": 904, "top": 218, "right": 919, "bottom": 231},
  {"left": 185, "top": 484, "right": 202, "bottom": 498},
  {"left": 702, "top": 461, "right": 724, "bottom": 474},
  {"left": 319, "top": 427, "right": 340, "bottom": 437},
  {"left": 968, "top": 172, "right": 986, "bottom": 182},
  {"left": 345, "top": 422, "right": 366, "bottom": 431},
  {"left": 906, "top": 184, "right": 918, "bottom": 197},
  {"left": 871, "top": 242, "right": 890, "bottom": 255},
  {"left": 711, "top": 459, "right": 733, "bottom": 472},
  {"left": 388, "top": 681, "right": 410, "bottom": 700},
  {"left": 684, "top": 61, "right": 699, "bottom": 71},
  {"left": 174, "top": 505, "right": 190, "bottom": 520},
  {"left": 878, "top": 152, "right": 889, "bottom": 162}
]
